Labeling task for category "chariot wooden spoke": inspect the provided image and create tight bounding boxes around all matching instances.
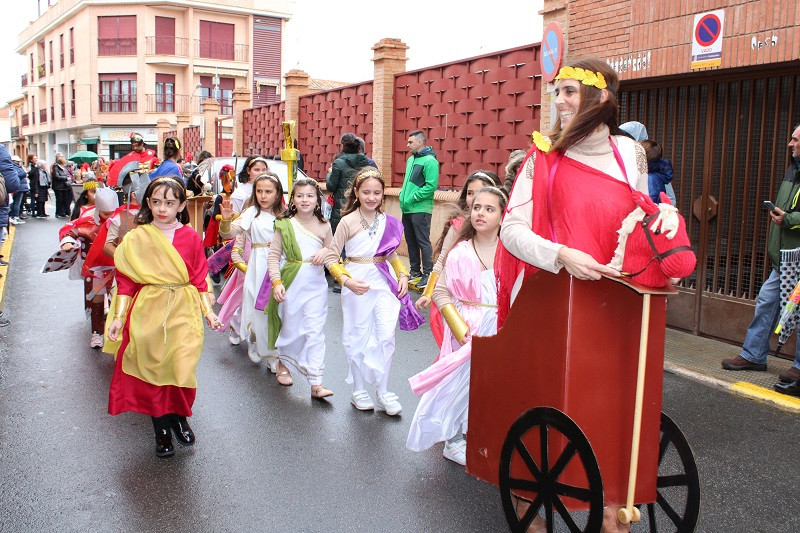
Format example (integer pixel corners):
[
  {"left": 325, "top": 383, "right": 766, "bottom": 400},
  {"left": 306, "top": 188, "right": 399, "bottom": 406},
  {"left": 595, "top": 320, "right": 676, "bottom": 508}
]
[
  {"left": 553, "top": 482, "right": 592, "bottom": 502},
  {"left": 552, "top": 495, "right": 582, "bottom": 533},
  {"left": 655, "top": 491, "right": 683, "bottom": 525},
  {"left": 544, "top": 498, "right": 554, "bottom": 532},
  {"left": 515, "top": 441, "right": 544, "bottom": 481},
  {"left": 507, "top": 477, "right": 540, "bottom": 493},
  {"left": 519, "top": 494, "right": 545, "bottom": 531},
  {"left": 647, "top": 503, "right": 658, "bottom": 532},
  {"left": 657, "top": 432, "right": 670, "bottom": 463},
  {"left": 549, "top": 442, "right": 578, "bottom": 479},
  {"left": 540, "top": 423, "right": 549, "bottom": 473},
  {"left": 656, "top": 473, "right": 688, "bottom": 488}
]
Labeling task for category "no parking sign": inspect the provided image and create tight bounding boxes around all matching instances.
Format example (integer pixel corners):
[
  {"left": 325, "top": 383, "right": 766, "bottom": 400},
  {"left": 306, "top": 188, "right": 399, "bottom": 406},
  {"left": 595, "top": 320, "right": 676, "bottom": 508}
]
[
  {"left": 691, "top": 10, "right": 725, "bottom": 69},
  {"left": 540, "top": 22, "right": 564, "bottom": 83}
]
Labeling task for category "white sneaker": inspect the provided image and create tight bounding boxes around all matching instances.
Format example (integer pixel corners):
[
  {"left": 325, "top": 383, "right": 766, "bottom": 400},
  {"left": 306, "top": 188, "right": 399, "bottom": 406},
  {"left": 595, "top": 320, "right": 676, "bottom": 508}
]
[
  {"left": 247, "top": 340, "right": 260, "bottom": 363},
  {"left": 375, "top": 391, "right": 402, "bottom": 416},
  {"left": 90, "top": 332, "right": 104, "bottom": 349},
  {"left": 350, "top": 389, "right": 375, "bottom": 411},
  {"left": 228, "top": 331, "right": 241, "bottom": 345},
  {"left": 443, "top": 437, "right": 467, "bottom": 465}
]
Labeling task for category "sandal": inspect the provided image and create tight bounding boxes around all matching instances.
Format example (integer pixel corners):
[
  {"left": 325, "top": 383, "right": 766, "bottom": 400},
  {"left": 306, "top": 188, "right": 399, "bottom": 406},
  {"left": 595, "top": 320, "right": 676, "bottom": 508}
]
[
  {"left": 311, "top": 385, "right": 333, "bottom": 399},
  {"left": 276, "top": 365, "right": 293, "bottom": 386}
]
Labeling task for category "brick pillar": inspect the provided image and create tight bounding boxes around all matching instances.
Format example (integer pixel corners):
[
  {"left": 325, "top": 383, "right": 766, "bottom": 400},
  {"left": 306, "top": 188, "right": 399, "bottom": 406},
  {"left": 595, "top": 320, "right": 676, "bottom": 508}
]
[
  {"left": 539, "top": 1, "right": 570, "bottom": 132},
  {"left": 371, "top": 38, "right": 408, "bottom": 178},
  {"left": 283, "top": 69, "right": 311, "bottom": 138},
  {"left": 202, "top": 98, "right": 218, "bottom": 156},
  {"left": 232, "top": 87, "right": 250, "bottom": 156},
  {"left": 156, "top": 118, "right": 170, "bottom": 160},
  {"left": 176, "top": 112, "right": 190, "bottom": 151}
]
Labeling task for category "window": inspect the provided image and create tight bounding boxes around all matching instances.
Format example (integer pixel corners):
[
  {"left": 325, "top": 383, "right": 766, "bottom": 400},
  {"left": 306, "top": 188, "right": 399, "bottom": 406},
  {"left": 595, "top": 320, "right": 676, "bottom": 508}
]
[
  {"left": 70, "top": 81, "right": 75, "bottom": 117},
  {"left": 69, "top": 28, "right": 74, "bottom": 64},
  {"left": 155, "top": 73, "right": 175, "bottom": 112},
  {"left": 199, "top": 20, "right": 234, "bottom": 60},
  {"left": 50, "top": 88, "right": 54, "bottom": 120},
  {"left": 48, "top": 41, "right": 53, "bottom": 73},
  {"left": 98, "top": 16, "right": 137, "bottom": 56},
  {"left": 59, "top": 34, "right": 64, "bottom": 69},
  {"left": 31, "top": 95, "right": 35, "bottom": 124},
  {"left": 99, "top": 73, "right": 137, "bottom": 112},
  {"left": 60, "top": 84, "right": 65, "bottom": 118},
  {"left": 29, "top": 53, "right": 33, "bottom": 80},
  {"left": 37, "top": 41, "right": 45, "bottom": 79},
  {"left": 199, "top": 75, "right": 234, "bottom": 115},
  {"left": 155, "top": 16, "right": 175, "bottom": 55}
]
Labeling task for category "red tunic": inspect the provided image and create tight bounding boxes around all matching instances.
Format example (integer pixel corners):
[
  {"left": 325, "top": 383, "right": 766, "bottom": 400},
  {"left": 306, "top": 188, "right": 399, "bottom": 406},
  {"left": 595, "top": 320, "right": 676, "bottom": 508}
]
[
  {"left": 108, "top": 225, "right": 209, "bottom": 418},
  {"left": 106, "top": 149, "right": 159, "bottom": 187}
]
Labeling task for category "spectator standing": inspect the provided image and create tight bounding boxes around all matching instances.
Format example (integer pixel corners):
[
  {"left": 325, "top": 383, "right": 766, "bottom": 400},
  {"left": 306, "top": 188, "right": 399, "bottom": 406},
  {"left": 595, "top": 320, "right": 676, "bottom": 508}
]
[
  {"left": 9, "top": 155, "right": 29, "bottom": 225},
  {"left": 26, "top": 154, "right": 38, "bottom": 214},
  {"left": 399, "top": 130, "right": 439, "bottom": 288},
  {"left": 641, "top": 140, "right": 675, "bottom": 204},
  {"left": 356, "top": 136, "right": 377, "bottom": 168},
  {"left": 31, "top": 160, "right": 50, "bottom": 218},
  {"left": 149, "top": 137, "right": 183, "bottom": 182},
  {"left": 52, "top": 154, "right": 72, "bottom": 218},
  {"left": 722, "top": 124, "right": 800, "bottom": 392},
  {"left": 326, "top": 133, "right": 375, "bottom": 236},
  {"left": 0, "top": 144, "right": 24, "bottom": 243}
]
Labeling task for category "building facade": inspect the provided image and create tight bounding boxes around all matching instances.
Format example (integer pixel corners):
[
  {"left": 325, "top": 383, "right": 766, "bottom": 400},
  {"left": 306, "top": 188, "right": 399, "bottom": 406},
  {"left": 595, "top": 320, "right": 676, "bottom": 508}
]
[
  {"left": 540, "top": 0, "right": 800, "bottom": 346},
  {"left": 15, "top": 0, "right": 289, "bottom": 162}
]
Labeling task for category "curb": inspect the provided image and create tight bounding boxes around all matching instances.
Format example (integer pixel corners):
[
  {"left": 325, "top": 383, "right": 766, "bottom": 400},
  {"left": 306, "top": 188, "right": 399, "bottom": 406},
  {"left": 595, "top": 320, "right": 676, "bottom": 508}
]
[
  {"left": 665, "top": 361, "right": 800, "bottom": 412},
  {"left": 0, "top": 225, "right": 16, "bottom": 310}
]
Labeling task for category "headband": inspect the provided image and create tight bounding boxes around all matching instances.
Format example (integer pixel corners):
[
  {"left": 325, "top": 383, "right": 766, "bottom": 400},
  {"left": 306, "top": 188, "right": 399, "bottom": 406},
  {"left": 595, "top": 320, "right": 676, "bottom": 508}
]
[
  {"left": 153, "top": 176, "right": 185, "bottom": 188},
  {"left": 477, "top": 185, "right": 509, "bottom": 201},
  {"left": 247, "top": 157, "right": 269, "bottom": 169},
  {"left": 165, "top": 137, "right": 182, "bottom": 151},
  {"left": 255, "top": 172, "right": 281, "bottom": 187},
  {"left": 355, "top": 169, "right": 382, "bottom": 185},
  {"left": 554, "top": 66, "right": 608, "bottom": 91}
]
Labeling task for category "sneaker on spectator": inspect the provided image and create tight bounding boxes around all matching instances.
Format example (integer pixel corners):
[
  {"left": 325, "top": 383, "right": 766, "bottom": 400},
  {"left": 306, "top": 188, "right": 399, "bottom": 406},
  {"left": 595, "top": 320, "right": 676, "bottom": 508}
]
[
  {"left": 416, "top": 274, "right": 430, "bottom": 290},
  {"left": 90, "top": 332, "right": 104, "bottom": 349}
]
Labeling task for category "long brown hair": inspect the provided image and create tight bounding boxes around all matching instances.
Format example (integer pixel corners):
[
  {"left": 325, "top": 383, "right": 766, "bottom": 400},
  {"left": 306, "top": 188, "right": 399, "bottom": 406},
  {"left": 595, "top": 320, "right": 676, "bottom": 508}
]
[
  {"left": 278, "top": 177, "right": 326, "bottom": 223},
  {"left": 342, "top": 168, "right": 385, "bottom": 216},
  {"left": 246, "top": 172, "right": 285, "bottom": 217},
  {"left": 548, "top": 58, "right": 624, "bottom": 153},
  {"left": 434, "top": 170, "right": 500, "bottom": 255},
  {"left": 449, "top": 186, "right": 507, "bottom": 256}
]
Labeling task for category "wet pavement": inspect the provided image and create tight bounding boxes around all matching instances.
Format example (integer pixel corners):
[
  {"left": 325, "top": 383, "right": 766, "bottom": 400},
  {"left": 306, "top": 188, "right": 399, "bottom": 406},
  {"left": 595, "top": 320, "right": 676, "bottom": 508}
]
[{"left": 1, "top": 214, "right": 798, "bottom": 532}]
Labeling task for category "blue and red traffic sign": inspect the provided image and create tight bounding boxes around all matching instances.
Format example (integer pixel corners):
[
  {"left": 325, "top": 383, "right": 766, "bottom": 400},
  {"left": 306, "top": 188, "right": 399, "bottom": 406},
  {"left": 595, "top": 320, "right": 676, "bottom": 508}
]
[
  {"left": 540, "top": 22, "right": 564, "bottom": 83},
  {"left": 695, "top": 13, "right": 721, "bottom": 47}
]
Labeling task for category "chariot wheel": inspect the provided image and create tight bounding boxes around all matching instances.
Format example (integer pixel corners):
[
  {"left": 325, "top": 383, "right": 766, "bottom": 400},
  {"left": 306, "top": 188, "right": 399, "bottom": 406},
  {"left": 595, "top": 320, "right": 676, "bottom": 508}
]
[
  {"left": 642, "top": 412, "right": 700, "bottom": 532},
  {"left": 499, "top": 407, "right": 604, "bottom": 532}
]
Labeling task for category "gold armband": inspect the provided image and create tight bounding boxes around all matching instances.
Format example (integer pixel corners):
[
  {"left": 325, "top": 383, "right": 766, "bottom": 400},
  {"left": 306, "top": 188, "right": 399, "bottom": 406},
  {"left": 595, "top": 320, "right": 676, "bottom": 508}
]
[
  {"left": 440, "top": 303, "right": 470, "bottom": 344},
  {"left": 233, "top": 261, "right": 247, "bottom": 273},
  {"left": 113, "top": 295, "right": 133, "bottom": 321},
  {"left": 199, "top": 292, "right": 215, "bottom": 317},
  {"left": 272, "top": 279, "right": 283, "bottom": 288},
  {"left": 328, "top": 263, "right": 352, "bottom": 285},
  {"left": 390, "top": 258, "right": 410, "bottom": 279},
  {"left": 219, "top": 217, "right": 232, "bottom": 234},
  {"left": 421, "top": 272, "right": 439, "bottom": 299}
]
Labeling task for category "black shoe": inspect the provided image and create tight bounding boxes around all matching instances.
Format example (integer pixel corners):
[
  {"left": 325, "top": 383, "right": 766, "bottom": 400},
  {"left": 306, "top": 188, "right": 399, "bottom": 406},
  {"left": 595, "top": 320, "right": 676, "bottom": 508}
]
[
  {"left": 210, "top": 272, "right": 221, "bottom": 284},
  {"left": 169, "top": 415, "right": 195, "bottom": 446},
  {"left": 774, "top": 380, "right": 800, "bottom": 397},
  {"left": 152, "top": 416, "right": 175, "bottom": 457},
  {"left": 416, "top": 274, "right": 430, "bottom": 290}
]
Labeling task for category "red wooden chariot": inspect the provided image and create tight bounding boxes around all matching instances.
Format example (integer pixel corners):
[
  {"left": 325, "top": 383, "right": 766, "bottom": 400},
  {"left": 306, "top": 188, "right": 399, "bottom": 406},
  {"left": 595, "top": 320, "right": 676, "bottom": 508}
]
[{"left": 468, "top": 271, "right": 700, "bottom": 532}]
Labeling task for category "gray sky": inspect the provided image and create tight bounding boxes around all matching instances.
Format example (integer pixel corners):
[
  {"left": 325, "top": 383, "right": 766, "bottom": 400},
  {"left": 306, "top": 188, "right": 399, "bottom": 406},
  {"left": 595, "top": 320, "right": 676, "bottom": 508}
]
[{"left": 0, "top": 1, "right": 543, "bottom": 105}]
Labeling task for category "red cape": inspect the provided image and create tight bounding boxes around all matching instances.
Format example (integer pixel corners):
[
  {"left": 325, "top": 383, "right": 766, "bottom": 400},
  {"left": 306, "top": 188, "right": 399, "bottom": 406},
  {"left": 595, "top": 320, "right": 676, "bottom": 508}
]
[{"left": 106, "top": 149, "right": 159, "bottom": 187}]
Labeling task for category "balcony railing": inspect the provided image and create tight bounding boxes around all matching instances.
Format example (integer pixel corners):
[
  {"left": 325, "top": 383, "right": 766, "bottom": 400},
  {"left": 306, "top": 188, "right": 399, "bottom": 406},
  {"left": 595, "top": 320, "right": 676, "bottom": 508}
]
[
  {"left": 99, "top": 94, "right": 137, "bottom": 113},
  {"left": 145, "top": 36, "right": 189, "bottom": 56},
  {"left": 195, "top": 39, "right": 248, "bottom": 62},
  {"left": 39, "top": 109, "right": 47, "bottom": 123},
  {"left": 21, "top": 74, "right": 27, "bottom": 87},
  {"left": 21, "top": 115, "right": 28, "bottom": 127},
  {"left": 97, "top": 37, "right": 137, "bottom": 56},
  {"left": 145, "top": 93, "right": 198, "bottom": 113},
  {"left": 11, "top": 126, "right": 19, "bottom": 138}
]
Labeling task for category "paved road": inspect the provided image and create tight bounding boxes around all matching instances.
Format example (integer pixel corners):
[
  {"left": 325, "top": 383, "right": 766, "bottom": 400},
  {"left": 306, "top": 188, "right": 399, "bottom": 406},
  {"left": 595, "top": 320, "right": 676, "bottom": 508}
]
[{"left": 1, "top": 216, "right": 798, "bottom": 532}]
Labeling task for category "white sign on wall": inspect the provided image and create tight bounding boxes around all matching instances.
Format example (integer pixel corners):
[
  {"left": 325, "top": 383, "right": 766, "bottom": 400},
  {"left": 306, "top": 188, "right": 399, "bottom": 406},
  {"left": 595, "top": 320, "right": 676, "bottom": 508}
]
[{"left": 691, "top": 10, "right": 725, "bottom": 69}]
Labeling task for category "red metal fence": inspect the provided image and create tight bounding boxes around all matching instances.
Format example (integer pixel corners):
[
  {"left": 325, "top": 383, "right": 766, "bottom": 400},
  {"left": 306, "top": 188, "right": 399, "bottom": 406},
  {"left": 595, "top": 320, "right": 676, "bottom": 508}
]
[
  {"left": 242, "top": 101, "right": 284, "bottom": 156},
  {"left": 392, "top": 44, "right": 541, "bottom": 188},
  {"left": 298, "top": 81, "right": 373, "bottom": 180}
]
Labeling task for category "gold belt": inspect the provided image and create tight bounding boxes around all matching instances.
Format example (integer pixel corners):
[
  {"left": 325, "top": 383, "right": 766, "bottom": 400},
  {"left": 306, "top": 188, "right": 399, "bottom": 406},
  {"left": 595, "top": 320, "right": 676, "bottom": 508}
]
[
  {"left": 252, "top": 243, "right": 271, "bottom": 249},
  {"left": 287, "top": 259, "right": 314, "bottom": 264},
  {"left": 150, "top": 282, "right": 191, "bottom": 290},
  {"left": 459, "top": 299, "right": 498, "bottom": 309},
  {"left": 345, "top": 255, "right": 387, "bottom": 265}
]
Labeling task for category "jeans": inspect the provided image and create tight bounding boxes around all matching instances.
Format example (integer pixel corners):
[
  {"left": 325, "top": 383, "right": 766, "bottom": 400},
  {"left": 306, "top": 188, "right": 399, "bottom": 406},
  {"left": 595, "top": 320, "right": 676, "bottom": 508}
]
[
  {"left": 402, "top": 212, "right": 433, "bottom": 277},
  {"left": 9, "top": 192, "right": 27, "bottom": 218},
  {"left": 741, "top": 269, "right": 800, "bottom": 368}
]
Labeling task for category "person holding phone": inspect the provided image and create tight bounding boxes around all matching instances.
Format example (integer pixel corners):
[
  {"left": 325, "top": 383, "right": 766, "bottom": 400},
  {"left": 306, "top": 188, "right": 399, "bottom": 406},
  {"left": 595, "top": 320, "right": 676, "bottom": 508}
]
[{"left": 723, "top": 124, "right": 800, "bottom": 395}]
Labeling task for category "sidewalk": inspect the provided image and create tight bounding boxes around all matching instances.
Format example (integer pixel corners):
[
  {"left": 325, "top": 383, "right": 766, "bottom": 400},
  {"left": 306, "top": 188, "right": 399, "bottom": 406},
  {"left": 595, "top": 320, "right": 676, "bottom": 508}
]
[
  {"left": 0, "top": 226, "right": 15, "bottom": 310},
  {"left": 665, "top": 328, "right": 800, "bottom": 412}
]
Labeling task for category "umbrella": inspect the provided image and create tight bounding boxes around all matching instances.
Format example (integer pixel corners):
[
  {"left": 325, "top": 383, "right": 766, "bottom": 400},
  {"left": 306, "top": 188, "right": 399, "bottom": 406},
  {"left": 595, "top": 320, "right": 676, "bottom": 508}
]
[{"left": 68, "top": 151, "right": 99, "bottom": 164}]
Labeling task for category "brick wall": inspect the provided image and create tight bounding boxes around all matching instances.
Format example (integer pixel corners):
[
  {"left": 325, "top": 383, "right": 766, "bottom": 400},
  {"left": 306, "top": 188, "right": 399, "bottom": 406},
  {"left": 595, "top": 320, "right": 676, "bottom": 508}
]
[
  {"left": 183, "top": 125, "right": 201, "bottom": 161},
  {"left": 242, "top": 101, "right": 285, "bottom": 156},
  {"left": 297, "top": 81, "right": 373, "bottom": 181},
  {"left": 392, "top": 44, "right": 541, "bottom": 188},
  {"left": 567, "top": 0, "right": 800, "bottom": 80}
]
